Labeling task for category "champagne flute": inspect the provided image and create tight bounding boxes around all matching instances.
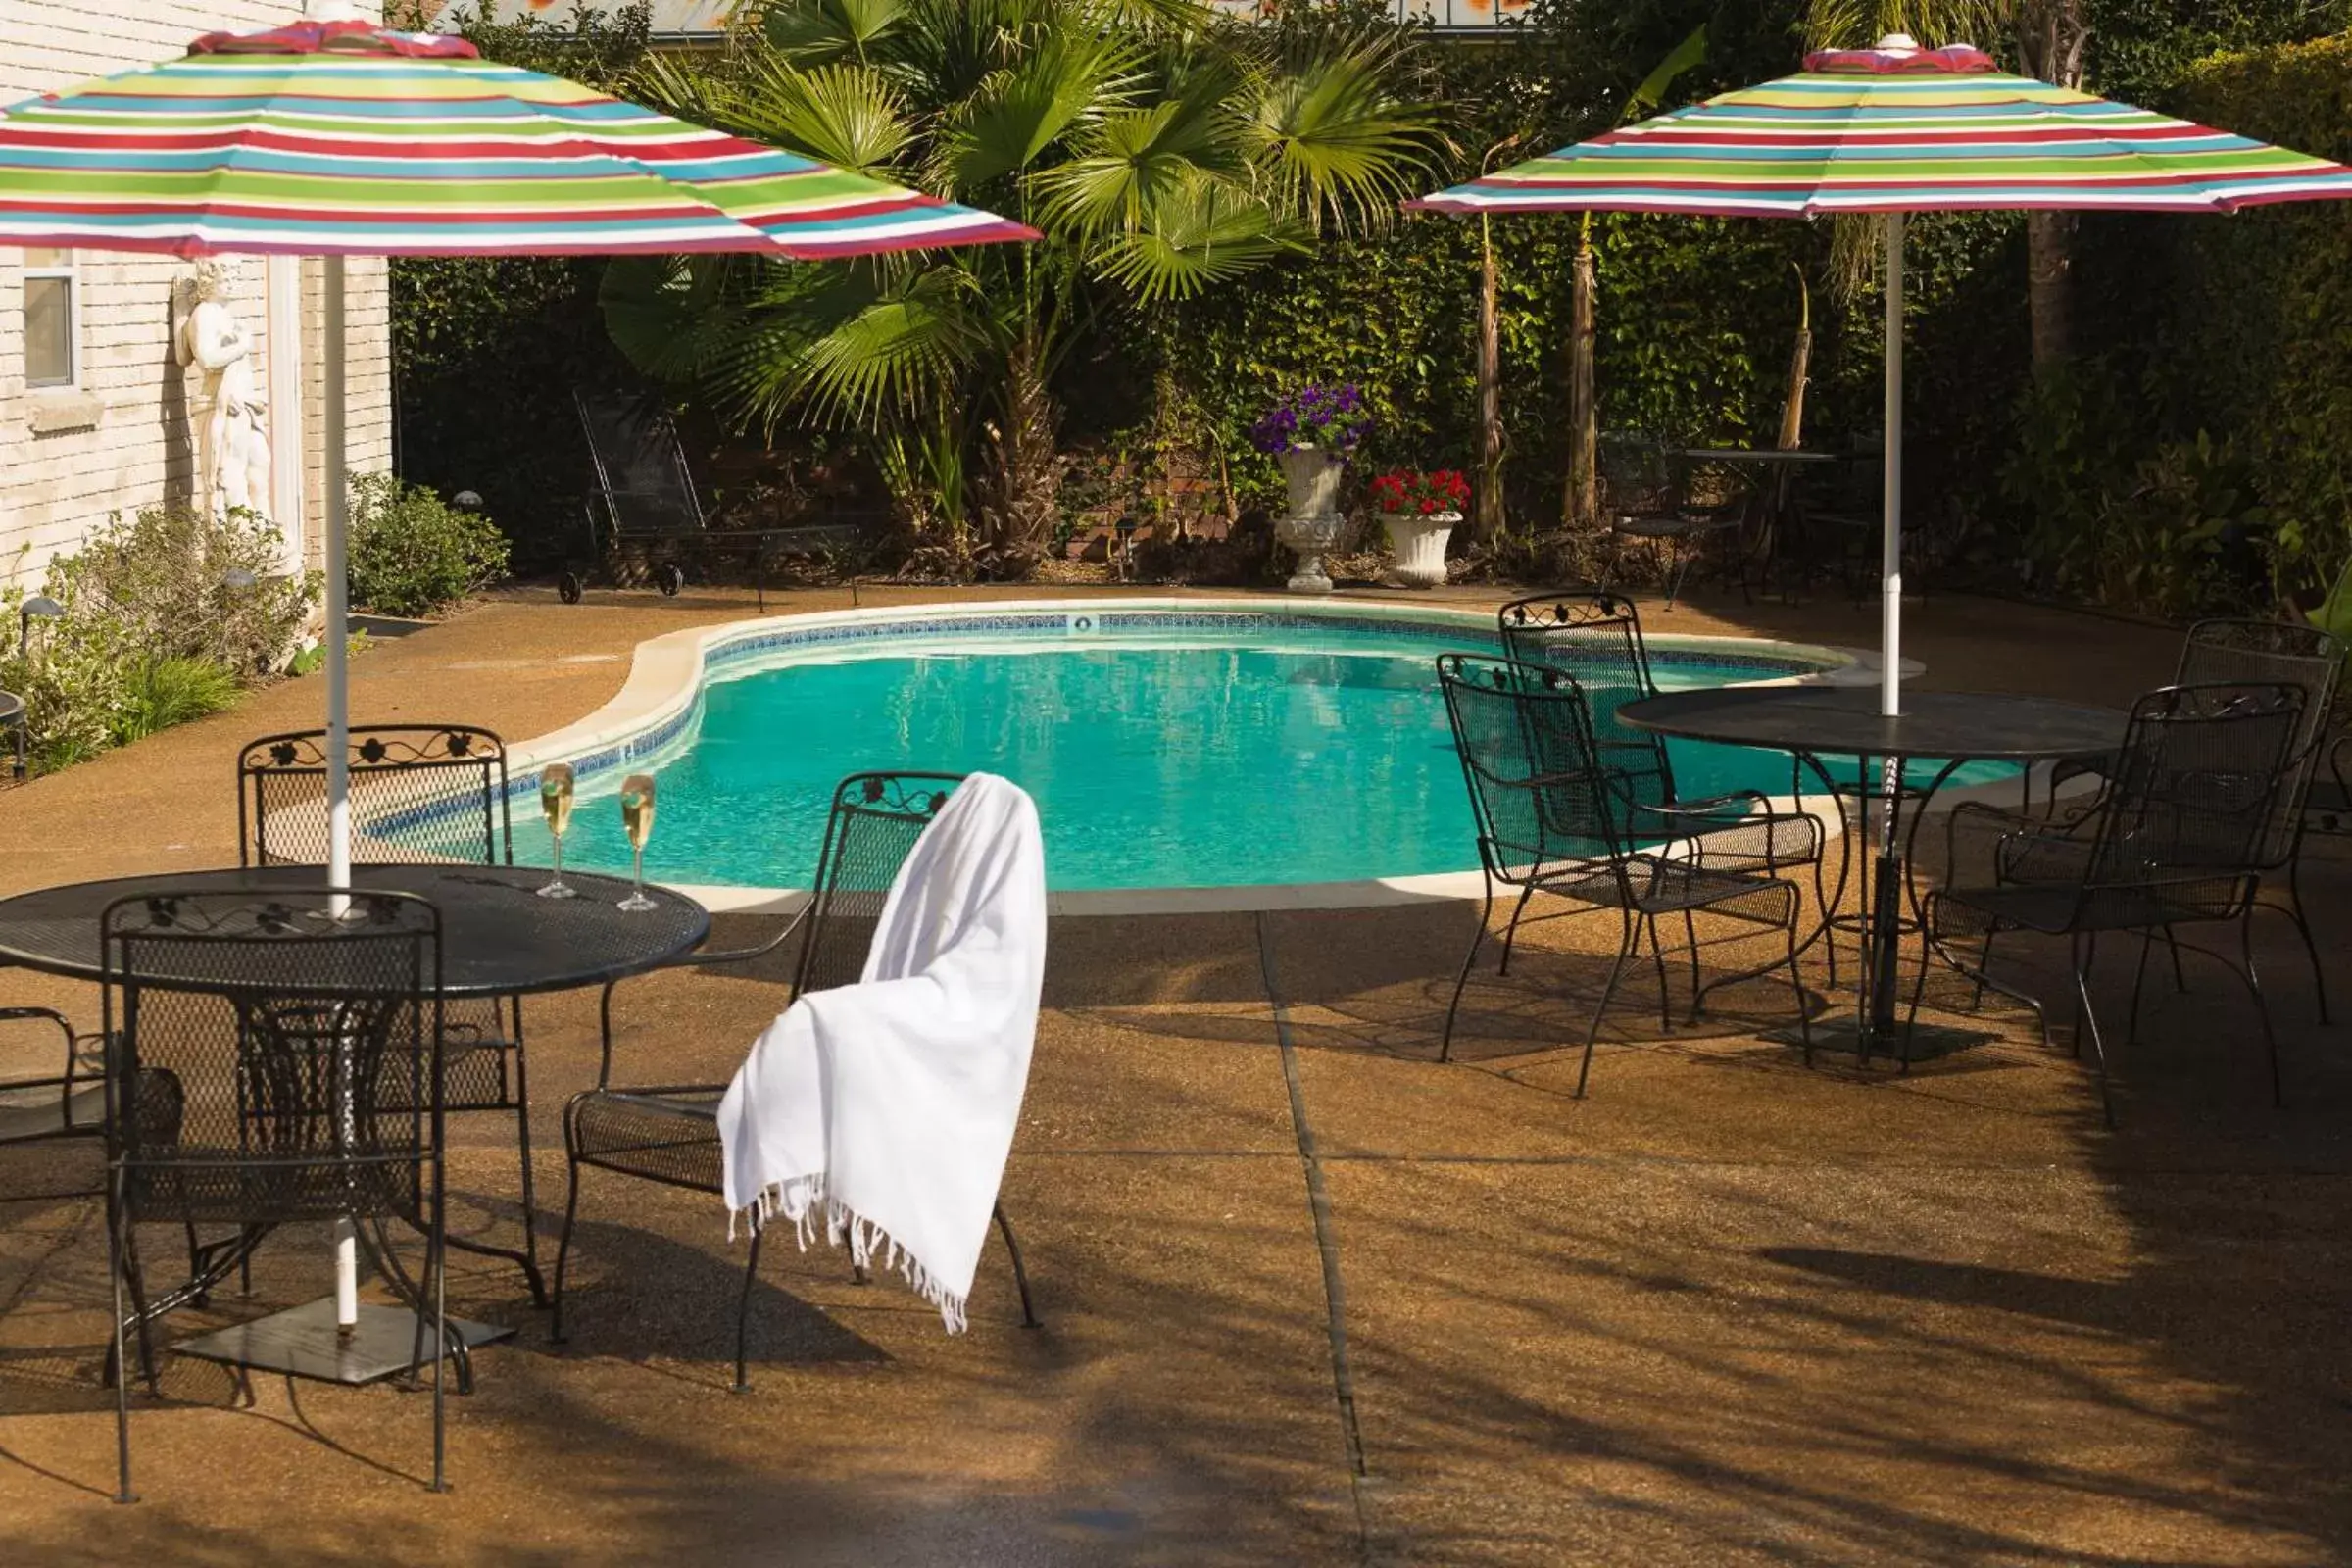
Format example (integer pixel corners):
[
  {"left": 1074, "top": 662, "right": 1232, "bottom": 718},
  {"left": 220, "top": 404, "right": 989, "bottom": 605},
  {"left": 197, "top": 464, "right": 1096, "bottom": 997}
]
[
  {"left": 537, "top": 763, "right": 578, "bottom": 899},
  {"left": 617, "top": 772, "right": 658, "bottom": 911}
]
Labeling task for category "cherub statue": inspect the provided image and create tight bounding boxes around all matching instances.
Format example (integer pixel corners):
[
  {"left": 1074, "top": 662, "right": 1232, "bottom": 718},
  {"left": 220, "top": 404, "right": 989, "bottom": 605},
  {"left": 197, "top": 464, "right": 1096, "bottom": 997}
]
[{"left": 176, "top": 257, "right": 272, "bottom": 522}]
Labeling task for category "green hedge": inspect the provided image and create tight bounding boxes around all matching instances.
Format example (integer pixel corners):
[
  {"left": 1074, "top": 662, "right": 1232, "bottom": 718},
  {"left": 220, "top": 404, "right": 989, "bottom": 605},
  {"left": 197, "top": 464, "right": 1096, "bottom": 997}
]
[{"left": 2156, "top": 32, "right": 2352, "bottom": 597}]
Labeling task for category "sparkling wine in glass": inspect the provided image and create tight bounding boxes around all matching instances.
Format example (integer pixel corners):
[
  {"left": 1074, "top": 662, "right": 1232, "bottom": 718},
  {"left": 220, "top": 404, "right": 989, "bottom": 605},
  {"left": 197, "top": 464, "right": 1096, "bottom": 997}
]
[
  {"left": 617, "top": 773, "right": 658, "bottom": 911},
  {"left": 537, "top": 762, "right": 578, "bottom": 899}
]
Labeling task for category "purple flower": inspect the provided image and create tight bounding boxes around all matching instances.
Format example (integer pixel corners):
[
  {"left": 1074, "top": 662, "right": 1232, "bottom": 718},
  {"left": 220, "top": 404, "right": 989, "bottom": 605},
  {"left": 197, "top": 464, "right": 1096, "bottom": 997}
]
[{"left": 1253, "top": 381, "right": 1372, "bottom": 454}]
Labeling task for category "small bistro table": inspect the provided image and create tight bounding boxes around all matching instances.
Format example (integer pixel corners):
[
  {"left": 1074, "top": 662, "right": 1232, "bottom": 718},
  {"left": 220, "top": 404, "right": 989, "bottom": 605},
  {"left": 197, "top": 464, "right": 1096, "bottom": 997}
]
[
  {"left": 1618, "top": 686, "right": 2128, "bottom": 1057},
  {"left": 0, "top": 862, "right": 710, "bottom": 1383}
]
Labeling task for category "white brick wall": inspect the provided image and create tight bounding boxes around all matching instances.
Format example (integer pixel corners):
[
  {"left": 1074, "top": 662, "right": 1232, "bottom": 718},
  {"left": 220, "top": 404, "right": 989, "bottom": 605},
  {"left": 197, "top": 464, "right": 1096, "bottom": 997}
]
[{"left": 0, "top": 2, "right": 395, "bottom": 587}]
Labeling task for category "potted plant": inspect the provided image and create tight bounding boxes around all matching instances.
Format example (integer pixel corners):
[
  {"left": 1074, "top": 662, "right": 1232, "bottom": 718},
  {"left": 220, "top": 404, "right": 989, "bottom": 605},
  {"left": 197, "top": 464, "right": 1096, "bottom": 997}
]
[
  {"left": 1252, "top": 383, "right": 1371, "bottom": 593},
  {"left": 1367, "top": 468, "right": 1469, "bottom": 588}
]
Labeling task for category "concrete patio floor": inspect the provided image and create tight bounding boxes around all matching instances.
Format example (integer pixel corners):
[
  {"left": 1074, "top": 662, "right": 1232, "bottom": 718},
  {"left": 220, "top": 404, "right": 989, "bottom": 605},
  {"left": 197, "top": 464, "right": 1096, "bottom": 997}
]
[{"left": 2, "top": 583, "right": 2348, "bottom": 1565}]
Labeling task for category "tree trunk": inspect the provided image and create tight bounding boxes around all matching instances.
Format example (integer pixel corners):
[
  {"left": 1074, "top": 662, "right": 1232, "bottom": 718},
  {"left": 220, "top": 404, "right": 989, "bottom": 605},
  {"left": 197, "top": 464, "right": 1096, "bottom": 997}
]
[
  {"left": 1563, "top": 219, "right": 1599, "bottom": 534},
  {"left": 1476, "top": 218, "right": 1505, "bottom": 540},
  {"left": 2017, "top": 0, "right": 2089, "bottom": 379},
  {"left": 987, "top": 331, "right": 1059, "bottom": 576},
  {"left": 1778, "top": 266, "right": 1811, "bottom": 451}
]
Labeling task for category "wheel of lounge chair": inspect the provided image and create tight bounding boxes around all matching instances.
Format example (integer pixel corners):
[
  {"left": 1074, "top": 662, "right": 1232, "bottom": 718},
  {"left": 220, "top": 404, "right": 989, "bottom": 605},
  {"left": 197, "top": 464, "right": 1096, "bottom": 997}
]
[
  {"left": 656, "top": 563, "right": 685, "bottom": 597},
  {"left": 558, "top": 571, "right": 583, "bottom": 605}
]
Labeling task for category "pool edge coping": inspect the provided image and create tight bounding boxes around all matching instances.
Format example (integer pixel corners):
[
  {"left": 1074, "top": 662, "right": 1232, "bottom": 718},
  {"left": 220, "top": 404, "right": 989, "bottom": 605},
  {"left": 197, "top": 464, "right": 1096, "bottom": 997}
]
[{"left": 507, "top": 595, "right": 1936, "bottom": 915}]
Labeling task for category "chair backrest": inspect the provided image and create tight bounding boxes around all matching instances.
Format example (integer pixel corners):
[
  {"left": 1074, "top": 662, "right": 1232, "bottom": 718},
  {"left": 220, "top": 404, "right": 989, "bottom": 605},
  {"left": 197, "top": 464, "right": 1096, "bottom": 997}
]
[
  {"left": 99, "top": 888, "right": 442, "bottom": 1225},
  {"left": 239, "top": 726, "right": 510, "bottom": 869},
  {"left": 576, "top": 389, "right": 705, "bottom": 537},
  {"left": 2087, "top": 682, "right": 2305, "bottom": 897},
  {"left": 1596, "top": 433, "right": 1680, "bottom": 518},
  {"left": 1438, "top": 654, "right": 1628, "bottom": 881},
  {"left": 2177, "top": 619, "right": 2344, "bottom": 863},
  {"left": 1495, "top": 590, "right": 1676, "bottom": 812},
  {"left": 791, "top": 772, "right": 965, "bottom": 1000}
]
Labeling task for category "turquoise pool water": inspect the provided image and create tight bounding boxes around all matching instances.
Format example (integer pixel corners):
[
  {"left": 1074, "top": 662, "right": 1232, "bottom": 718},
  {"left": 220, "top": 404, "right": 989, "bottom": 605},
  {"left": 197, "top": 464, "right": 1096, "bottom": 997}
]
[{"left": 509, "top": 626, "right": 2000, "bottom": 892}]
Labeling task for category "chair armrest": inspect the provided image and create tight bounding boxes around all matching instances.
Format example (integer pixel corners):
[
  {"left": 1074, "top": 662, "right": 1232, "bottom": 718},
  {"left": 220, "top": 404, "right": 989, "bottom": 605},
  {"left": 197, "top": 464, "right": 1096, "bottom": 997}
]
[
  {"left": 0, "top": 1006, "right": 80, "bottom": 1090},
  {"left": 591, "top": 906, "right": 812, "bottom": 1087},
  {"left": 1624, "top": 791, "right": 1822, "bottom": 872}
]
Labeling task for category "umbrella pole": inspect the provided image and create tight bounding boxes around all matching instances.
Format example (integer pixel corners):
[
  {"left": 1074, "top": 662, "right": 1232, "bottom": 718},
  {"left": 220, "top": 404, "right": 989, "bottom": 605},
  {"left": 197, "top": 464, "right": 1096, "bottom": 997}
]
[
  {"left": 1881, "top": 210, "right": 1904, "bottom": 719},
  {"left": 322, "top": 253, "right": 360, "bottom": 1335}
]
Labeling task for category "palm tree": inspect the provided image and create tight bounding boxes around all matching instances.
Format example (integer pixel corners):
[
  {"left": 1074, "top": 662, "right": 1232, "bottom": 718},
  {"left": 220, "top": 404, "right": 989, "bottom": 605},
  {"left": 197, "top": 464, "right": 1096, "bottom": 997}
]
[{"left": 602, "top": 0, "right": 1441, "bottom": 572}]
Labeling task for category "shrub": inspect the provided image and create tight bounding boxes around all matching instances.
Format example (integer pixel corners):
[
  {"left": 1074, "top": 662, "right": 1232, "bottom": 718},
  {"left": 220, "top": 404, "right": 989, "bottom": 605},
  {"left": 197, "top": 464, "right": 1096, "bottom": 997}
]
[
  {"left": 114, "top": 658, "right": 243, "bottom": 747},
  {"left": 346, "top": 472, "right": 512, "bottom": 617},
  {"left": 0, "top": 504, "right": 318, "bottom": 773}
]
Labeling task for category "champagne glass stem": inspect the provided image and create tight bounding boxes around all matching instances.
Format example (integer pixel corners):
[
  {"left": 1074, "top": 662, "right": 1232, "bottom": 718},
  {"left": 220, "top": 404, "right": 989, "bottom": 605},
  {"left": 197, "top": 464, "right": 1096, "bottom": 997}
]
[{"left": 632, "top": 844, "right": 645, "bottom": 902}]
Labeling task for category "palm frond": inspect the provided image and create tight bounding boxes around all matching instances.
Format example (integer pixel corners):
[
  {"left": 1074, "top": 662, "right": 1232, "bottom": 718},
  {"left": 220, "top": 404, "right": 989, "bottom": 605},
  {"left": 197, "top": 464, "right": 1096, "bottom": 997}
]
[
  {"left": 1239, "top": 29, "right": 1446, "bottom": 234},
  {"left": 1089, "top": 173, "right": 1306, "bottom": 303},
  {"left": 1031, "top": 71, "right": 1248, "bottom": 236},
  {"left": 760, "top": 0, "right": 911, "bottom": 66},
  {"left": 931, "top": 28, "right": 1145, "bottom": 193},
  {"left": 727, "top": 58, "right": 916, "bottom": 176}
]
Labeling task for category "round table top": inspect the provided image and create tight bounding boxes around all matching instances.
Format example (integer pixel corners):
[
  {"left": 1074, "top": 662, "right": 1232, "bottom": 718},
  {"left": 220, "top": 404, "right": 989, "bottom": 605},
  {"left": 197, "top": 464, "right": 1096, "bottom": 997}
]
[
  {"left": 0, "top": 689, "right": 22, "bottom": 725},
  {"left": 0, "top": 864, "right": 710, "bottom": 996},
  {"left": 1676, "top": 447, "right": 1838, "bottom": 466},
  {"left": 1618, "top": 686, "right": 2129, "bottom": 761}
]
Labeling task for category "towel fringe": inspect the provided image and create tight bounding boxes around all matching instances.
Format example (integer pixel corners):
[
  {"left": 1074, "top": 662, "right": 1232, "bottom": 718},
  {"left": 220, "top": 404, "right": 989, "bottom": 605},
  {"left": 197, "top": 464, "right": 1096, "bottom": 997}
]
[{"left": 732, "top": 1176, "right": 968, "bottom": 1334}]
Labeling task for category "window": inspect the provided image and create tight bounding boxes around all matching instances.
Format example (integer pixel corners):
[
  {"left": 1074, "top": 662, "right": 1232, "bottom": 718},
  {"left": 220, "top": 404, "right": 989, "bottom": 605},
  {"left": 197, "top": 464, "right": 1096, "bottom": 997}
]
[{"left": 23, "top": 247, "right": 76, "bottom": 389}]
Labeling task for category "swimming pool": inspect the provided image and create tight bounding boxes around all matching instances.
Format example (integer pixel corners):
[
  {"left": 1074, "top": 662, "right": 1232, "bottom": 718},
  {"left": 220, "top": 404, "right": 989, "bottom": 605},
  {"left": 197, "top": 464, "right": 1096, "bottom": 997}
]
[{"left": 489, "top": 601, "right": 1976, "bottom": 897}]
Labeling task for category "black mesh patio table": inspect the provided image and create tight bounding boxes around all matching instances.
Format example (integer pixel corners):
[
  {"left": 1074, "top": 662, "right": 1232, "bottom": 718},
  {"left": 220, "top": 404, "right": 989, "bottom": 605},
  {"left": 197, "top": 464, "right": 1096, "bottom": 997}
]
[
  {"left": 0, "top": 863, "right": 709, "bottom": 1385},
  {"left": 0, "top": 863, "right": 708, "bottom": 995},
  {"left": 1618, "top": 687, "right": 2127, "bottom": 1058}
]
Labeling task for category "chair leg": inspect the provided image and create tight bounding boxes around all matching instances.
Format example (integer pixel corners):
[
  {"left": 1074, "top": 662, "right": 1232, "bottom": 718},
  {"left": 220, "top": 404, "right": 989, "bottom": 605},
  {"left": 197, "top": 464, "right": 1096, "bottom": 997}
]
[
  {"left": 2279, "top": 868, "right": 2330, "bottom": 1025},
  {"left": 106, "top": 1170, "right": 135, "bottom": 1505},
  {"left": 1496, "top": 881, "right": 1537, "bottom": 977},
  {"left": 2234, "top": 913, "right": 2284, "bottom": 1107},
  {"left": 1785, "top": 914, "right": 1814, "bottom": 1065},
  {"left": 733, "top": 1222, "right": 765, "bottom": 1395},
  {"left": 1440, "top": 877, "right": 1494, "bottom": 1064},
  {"left": 1577, "top": 913, "right": 1641, "bottom": 1099},
  {"left": 1645, "top": 914, "right": 1672, "bottom": 1031},
  {"left": 2070, "top": 955, "right": 2114, "bottom": 1127},
  {"left": 429, "top": 1180, "right": 448, "bottom": 1494},
  {"left": 510, "top": 999, "right": 547, "bottom": 1308},
  {"left": 551, "top": 1158, "right": 583, "bottom": 1345},
  {"left": 1681, "top": 906, "right": 1702, "bottom": 1021},
  {"left": 993, "top": 1202, "right": 1040, "bottom": 1329},
  {"left": 2128, "top": 931, "right": 2157, "bottom": 1047}
]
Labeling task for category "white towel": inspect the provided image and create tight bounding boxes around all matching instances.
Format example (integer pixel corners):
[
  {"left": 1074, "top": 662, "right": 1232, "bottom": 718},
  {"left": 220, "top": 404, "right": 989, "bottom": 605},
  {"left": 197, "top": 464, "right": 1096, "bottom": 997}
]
[{"left": 716, "top": 773, "right": 1047, "bottom": 1332}]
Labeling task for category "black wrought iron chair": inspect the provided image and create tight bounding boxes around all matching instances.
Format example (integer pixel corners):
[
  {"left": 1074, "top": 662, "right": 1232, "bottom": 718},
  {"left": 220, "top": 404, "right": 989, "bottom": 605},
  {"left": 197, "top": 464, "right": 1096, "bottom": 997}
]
[
  {"left": 1596, "top": 435, "right": 1739, "bottom": 611},
  {"left": 1436, "top": 655, "right": 1816, "bottom": 1091},
  {"left": 1955, "top": 619, "right": 2343, "bottom": 1024},
  {"left": 2170, "top": 621, "right": 2343, "bottom": 1018},
  {"left": 1496, "top": 592, "right": 1832, "bottom": 975},
  {"left": 1919, "top": 682, "right": 2306, "bottom": 1120},
  {"left": 555, "top": 771, "right": 1039, "bottom": 1391},
  {"left": 0, "top": 998, "right": 103, "bottom": 1200},
  {"left": 100, "top": 888, "right": 454, "bottom": 1501},
  {"left": 237, "top": 725, "right": 545, "bottom": 1304}
]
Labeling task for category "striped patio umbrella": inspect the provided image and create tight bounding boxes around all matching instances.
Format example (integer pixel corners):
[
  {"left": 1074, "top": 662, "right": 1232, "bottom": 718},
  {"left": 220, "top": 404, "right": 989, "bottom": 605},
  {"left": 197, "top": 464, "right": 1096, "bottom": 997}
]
[
  {"left": 0, "top": 9, "right": 1031, "bottom": 1362},
  {"left": 1417, "top": 36, "right": 2352, "bottom": 715},
  {"left": 0, "top": 11, "right": 1033, "bottom": 885}
]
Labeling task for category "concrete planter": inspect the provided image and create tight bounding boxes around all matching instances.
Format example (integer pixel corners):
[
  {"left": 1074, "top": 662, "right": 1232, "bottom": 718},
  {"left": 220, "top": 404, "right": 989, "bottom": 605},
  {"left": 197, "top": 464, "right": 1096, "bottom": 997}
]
[
  {"left": 1275, "top": 447, "right": 1347, "bottom": 594},
  {"left": 1380, "top": 510, "right": 1458, "bottom": 588}
]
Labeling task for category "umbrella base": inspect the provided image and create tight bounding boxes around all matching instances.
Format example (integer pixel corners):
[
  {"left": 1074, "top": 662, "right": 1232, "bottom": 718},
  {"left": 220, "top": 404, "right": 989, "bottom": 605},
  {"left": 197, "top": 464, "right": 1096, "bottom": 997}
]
[{"left": 174, "top": 1298, "right": 512, "bottom": 1385}]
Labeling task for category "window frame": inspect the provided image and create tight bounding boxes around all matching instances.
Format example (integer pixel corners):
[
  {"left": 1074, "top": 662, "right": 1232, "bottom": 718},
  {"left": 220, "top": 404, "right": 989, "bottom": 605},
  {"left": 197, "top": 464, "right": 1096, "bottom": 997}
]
[{"left": 22, "top": 247, "right": 79, "bottom": 391}]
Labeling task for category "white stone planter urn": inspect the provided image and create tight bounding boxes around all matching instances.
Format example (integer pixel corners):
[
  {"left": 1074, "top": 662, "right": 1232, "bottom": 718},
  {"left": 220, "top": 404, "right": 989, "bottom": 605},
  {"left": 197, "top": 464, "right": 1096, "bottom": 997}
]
[
  {"left": 1380, "top": 510, "right": 1458, "bottom": 588},
  {"left": 1275, "top": 446, "right": 1347, "bottom": 594}
]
